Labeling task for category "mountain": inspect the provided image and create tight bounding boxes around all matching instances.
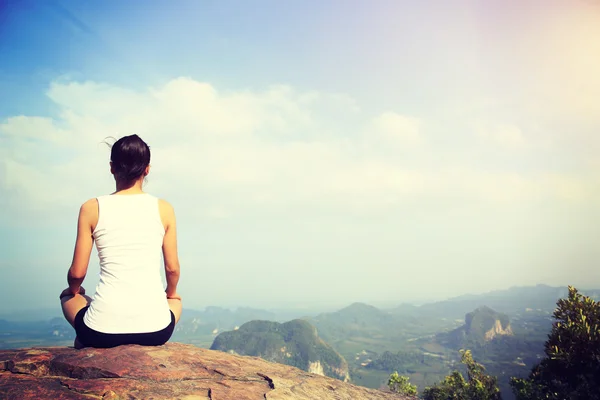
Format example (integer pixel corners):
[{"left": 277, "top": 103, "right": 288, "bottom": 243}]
[
  {"left": 390, "top": 285, "right": 600, "bottom": 320},
  {"left": 423, "top": 306, "right": 544, "bottom": 400},
  {"left": 210, "top": 319, "right": 350, "bottom": 381},
  {"left": 439, "top": 306, "right": 513, "bottom": 348},
  {"left": 307, "top": 302, "right": 423, "bottom": 344},
  {"left": 309, "top": 302, "right": 392, "bottom": 340},
  {"left": 465, "top": 306, "right": 512, "bottom": 341}
]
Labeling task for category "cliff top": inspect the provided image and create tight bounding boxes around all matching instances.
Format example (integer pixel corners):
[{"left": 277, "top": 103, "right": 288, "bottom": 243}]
[{"left": 0, "top": 342, "right": 412, "bottom": 400}]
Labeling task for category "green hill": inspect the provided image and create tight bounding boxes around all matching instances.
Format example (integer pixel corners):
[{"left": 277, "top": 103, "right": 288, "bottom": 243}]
[
  {"left": 439, "top": 306, "right": 513, "bottom": 348},
  {"left": 210, "top": 319, "right": 350, "bottom": 381},
  {"left": 465, "top": 306, "right": 511, "bottom": 340},
  {"left": 309, "top": 303, "right": 391, "bottom": 340},
  {"left": 306, "top": 302, "right": 423, "bottom": 344}
]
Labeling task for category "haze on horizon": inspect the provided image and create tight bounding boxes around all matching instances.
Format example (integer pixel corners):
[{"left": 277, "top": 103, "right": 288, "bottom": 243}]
[{"left": 1, "top": 0, "right": 599, "bottom": 313}]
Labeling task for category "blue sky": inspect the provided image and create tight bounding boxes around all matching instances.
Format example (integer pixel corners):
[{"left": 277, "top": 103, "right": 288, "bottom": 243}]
[{"left": 1, "top": 0, "right": 599, "bottom": 312}]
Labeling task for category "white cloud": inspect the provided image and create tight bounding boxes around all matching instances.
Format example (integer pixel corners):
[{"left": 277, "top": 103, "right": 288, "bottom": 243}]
[
  {"left": 370, "top": 112, "right": 422, "bottom": 146},
  {"left": 2, "top": 1, "right": 600, "bottom": 308},
  {"left": 475, "top": 124, "right": 528, "bottom": 150},
  {"left": 523, "top": 6, "right": 600, "bottom": 121},
  {"left": 0, "top": 77, "right": 596, "bottom": 226},
  {"left": 0, "top": 116, "right": 66, "bottom": 142}
]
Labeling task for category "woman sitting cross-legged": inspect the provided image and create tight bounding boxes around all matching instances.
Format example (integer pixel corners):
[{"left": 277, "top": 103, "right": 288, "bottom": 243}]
[{"left": 59, "top": 134, "right": 182, "bottom": 349}]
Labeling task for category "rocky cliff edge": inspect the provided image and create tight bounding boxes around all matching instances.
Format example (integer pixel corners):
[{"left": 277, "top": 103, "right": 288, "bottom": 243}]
[{"left": 0, "top": 342, "right": 412, "bottom": 400}]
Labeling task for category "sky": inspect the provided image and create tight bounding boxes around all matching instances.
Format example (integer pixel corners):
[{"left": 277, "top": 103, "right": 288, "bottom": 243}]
[{"left": 0, "top": 0, "right": 599, "bottom": 312}]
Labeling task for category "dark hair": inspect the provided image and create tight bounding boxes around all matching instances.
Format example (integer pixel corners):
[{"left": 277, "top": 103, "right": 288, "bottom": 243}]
[{"left": 108, "top": 134, "right": 151, "bottom": 183}]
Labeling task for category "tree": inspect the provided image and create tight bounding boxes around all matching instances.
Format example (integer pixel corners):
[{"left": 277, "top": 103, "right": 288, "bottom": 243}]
[
  {"left": 510, "top": 286, "right": 600, "bottom": 400},
  {"left": 422, "top": 349, "right": 502, "bottom": 400},
  {"left": 387, "top": 371, "right": 418, "bottom": 396}
]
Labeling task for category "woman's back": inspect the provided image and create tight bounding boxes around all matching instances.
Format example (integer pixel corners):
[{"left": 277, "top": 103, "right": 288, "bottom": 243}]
[
  {"left": 83, "top": 193, "right": 171, "bottom": 334},
  {"left": 60, "top": 134, "right": 181, "bottom": 348}
]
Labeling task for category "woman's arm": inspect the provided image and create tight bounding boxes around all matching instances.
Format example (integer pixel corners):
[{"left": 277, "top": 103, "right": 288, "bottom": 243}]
[
  {"left": 159, "top": 199, "right": 181, "bottom": 299},
  {"left": 66, "top": 199, "right": 97, "bottom": 295}
]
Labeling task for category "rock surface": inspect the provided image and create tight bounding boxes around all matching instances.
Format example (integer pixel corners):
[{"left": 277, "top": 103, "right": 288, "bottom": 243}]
[{"left": 0, "top": 342, "right": 412, "bottom": 399}]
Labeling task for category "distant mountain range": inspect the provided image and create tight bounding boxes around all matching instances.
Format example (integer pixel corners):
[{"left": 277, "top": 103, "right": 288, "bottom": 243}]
[
  {"left": 391, "top": 285, "right": 600, "bottom": 320},
  {"left": 210, "top": 319, "right": 350, "bottom": 381},
  {"left": 2, "top": 284, "right": 591, "bottom": 351},
  {"left": 3, "top": 284, "right": 596, "bottom": 324}
]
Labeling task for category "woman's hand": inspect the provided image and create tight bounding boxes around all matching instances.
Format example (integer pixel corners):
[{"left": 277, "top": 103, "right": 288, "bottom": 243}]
[{"left": 59, "top": 286, "right": 86, "bottom": 300}]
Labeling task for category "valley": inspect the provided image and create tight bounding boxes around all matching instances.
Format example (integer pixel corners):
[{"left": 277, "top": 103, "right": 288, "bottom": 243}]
[{"left": 1, "top": 284, "right": 597, "bottom": 399}]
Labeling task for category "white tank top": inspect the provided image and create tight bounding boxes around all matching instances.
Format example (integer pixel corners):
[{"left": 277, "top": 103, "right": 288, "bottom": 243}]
[{"left": 83, "top": 193, "right": 172, "bottom": 334}]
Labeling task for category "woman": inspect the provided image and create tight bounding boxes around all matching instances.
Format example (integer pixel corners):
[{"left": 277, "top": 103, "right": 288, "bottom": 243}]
[{"left": 59, "top": 134, "right": 182, "bottom": 348}]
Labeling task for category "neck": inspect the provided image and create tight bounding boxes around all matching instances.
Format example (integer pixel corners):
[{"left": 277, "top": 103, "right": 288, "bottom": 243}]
[{"left": 115, "top": 179, "right": 144, "bottom": 193}]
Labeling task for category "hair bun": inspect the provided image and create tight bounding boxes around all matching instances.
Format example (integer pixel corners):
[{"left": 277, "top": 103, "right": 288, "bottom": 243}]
[{"left": 110, "top": 135, "right": 151, "bottom": 183}]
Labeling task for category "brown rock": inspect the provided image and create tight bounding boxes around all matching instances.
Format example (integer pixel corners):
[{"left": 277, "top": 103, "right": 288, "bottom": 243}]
[{"left": 0, "top": 343, "right": 412, "bottom": 400}]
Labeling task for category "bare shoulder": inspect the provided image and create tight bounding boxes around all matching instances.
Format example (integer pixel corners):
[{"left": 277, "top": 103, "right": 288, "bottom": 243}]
[
  {"left": 158, "top": 198, "right": 176, "bottom": 227},
  {"left": 79, "top": 198, "right": 99, "bottom": 228},
  {"left": 158, "top": 198, "right": 175, "bottom": 215},
  {"left": 80, "top": 198, "right": 98, "bottom": 215}
]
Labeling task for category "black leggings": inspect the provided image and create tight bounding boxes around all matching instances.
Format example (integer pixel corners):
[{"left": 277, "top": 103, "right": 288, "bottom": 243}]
[{"left": 74, "top": 306, "right": 175, "bottom": 348}]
